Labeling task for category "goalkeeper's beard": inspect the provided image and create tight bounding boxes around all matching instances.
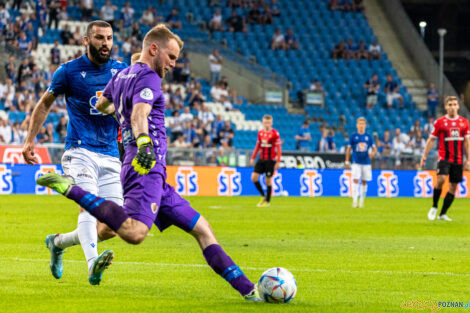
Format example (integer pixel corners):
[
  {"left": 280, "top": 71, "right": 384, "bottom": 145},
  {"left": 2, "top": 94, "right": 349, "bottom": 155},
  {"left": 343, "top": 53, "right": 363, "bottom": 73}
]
[{"left": 89, "top": 42, "right": 112, "bottom": 65}]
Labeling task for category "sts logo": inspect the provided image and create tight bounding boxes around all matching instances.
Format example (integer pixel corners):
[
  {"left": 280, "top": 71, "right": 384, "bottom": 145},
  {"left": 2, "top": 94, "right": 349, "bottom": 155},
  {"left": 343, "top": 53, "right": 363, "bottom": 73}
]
[
  {"left": 300, "top": 170, "right": 323, "bottom": 197},
  {"left": 217, "top": 168, "right": 242, "bottom": 196},
  {"left": 35, "top": 165, "right": 63, "bottom": 195},
  {"left": 339, "top": 170, "right": 353, "bottom": 197},
  {"left": 175, "top": 167, "right": 199, "bottom": 196},
  {"left": 456, "top": 176, "right": 468, "bottom": 198},
  {"left": 260, "top": 172, "right": 283, "bottom": 196},
  {"left": 89, "top": 90, "right": 105, "bottom": 115},
  {"left": 377, "top": 171, "right": 399, "bottom": 197},
  {"left": 0, "top": 164, "right": 13, "bottom": 194},
  {"left": 413, "top": 171, "right": 434, "bottom": 197}
]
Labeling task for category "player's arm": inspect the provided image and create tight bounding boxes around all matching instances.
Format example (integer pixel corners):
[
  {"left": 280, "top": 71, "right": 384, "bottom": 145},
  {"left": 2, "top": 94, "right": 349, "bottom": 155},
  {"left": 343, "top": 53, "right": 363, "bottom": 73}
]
[
  {"left": 345, "top": 145, "right": 351, "bottom": 169},
  {"left": 369, "top": 145, "right": 377, "bottom": 160},
  {"left": 96, "top": 95, "right": 115, "bottom": 115},
  {"left": 420, "top": 137, "right": 436, "bottom": 168},
  {"left": 464, "top": 136, "right": 470, "bottom": 170},
  {"left": 22, "top": 91, "right": 56, "bottom": 165},
  {"left": 274, "top": 142, "right": 282, "bottom": 170},
  {"left": 250, "top": 135, "right": 260, "bottom": 166},
  {"left": 130, "top": 102, "right": 155, "bottom": 175}
]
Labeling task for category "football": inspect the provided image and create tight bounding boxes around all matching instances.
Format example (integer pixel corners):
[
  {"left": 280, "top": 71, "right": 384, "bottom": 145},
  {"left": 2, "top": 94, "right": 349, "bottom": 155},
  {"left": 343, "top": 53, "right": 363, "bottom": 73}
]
[{"left": 257, "top": 267, "right": 297, "bottom": 303}]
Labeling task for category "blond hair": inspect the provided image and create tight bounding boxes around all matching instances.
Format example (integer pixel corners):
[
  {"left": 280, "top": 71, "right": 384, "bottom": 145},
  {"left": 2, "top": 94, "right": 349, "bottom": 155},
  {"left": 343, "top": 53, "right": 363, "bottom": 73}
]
[
  {"left": 143, "top": 24, "right": 184, "bottom": 49},
  {"left": 262, "top": 114, "right": 273, "bottom": 121},
  {"left": 130, "top": 52, "right": 141, "bottom": 64},
  {"left": 444, "top": 96, "right": 459, "bottom": 105},
  {"left": 356, "top": 117, "right": 367, "bottom": 123}
]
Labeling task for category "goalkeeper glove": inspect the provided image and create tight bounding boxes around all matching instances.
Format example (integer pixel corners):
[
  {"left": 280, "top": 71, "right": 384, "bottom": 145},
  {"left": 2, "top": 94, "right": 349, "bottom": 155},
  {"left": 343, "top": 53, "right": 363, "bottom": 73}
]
[{"left": 131, "top": 133, "right": 156, "bottom": 175}]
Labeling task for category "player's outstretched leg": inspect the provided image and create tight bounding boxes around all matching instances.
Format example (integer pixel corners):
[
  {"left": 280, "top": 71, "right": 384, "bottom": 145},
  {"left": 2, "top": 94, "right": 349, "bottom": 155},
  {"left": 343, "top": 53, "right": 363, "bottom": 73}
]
[
  {"left": 191, "top": 216, "right": 262, "bottom": 301},
  {"left": 251, "top": 172, "right": 266, "bottom": 207},
  {"left": 45, "top": 234, "right": 66, "bottom": 279}
]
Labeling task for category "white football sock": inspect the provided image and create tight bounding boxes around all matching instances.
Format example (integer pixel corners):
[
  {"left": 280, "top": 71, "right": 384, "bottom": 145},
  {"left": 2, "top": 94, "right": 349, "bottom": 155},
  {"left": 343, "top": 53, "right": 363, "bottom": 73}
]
[
  {"left": 53, "top": 229, "right": 80, "bottom": 250},
  {"left": 352, "top": 182, "right": 359, "bottom": 203},
  {"left": 78, "top": 211, "right": 98, "bottom": 270},
  {"left": 360, "top": 184, "right": 368, "bottom": 203}
]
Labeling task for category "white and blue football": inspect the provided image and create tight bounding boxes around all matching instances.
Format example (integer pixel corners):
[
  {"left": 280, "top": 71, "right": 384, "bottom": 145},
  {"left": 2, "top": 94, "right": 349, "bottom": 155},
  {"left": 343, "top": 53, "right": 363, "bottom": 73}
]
[{"left": 258, "top": 267, "right": 297, "bottom": 303}]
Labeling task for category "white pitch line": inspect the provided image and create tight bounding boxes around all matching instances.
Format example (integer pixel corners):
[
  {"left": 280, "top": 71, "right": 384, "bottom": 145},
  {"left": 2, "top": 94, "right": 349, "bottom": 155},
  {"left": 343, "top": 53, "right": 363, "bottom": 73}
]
[{"left": 1, "top": 257, "right": 469, "bottom": 277}]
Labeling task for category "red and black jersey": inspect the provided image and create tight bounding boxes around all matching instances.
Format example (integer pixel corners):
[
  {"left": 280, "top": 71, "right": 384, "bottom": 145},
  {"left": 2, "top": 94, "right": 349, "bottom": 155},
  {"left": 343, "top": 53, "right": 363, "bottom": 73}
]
[
  {"left": 430, "top": 115, "right": 470, "bottom": 164},
  {"left": 251, "top": 128, "right": 282, "bottom": 161},
  {"left": 117, "top": 127, "right": 122, "bottom": 143}
]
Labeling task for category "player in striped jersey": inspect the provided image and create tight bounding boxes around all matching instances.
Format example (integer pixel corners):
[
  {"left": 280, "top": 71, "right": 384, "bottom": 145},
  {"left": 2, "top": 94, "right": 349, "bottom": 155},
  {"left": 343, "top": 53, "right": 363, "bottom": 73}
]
[
  {"left": 250, "top": 115, "right": 282, "bottom": 207},
  {"left": 420, "top": 96, "right": 470, "bottom": 221}
]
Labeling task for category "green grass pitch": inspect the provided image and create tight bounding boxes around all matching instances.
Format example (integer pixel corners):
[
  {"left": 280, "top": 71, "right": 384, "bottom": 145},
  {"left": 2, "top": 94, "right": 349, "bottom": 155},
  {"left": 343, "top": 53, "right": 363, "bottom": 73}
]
[{"left": 1, "top": 195, "right": 470, "bottom": 313}]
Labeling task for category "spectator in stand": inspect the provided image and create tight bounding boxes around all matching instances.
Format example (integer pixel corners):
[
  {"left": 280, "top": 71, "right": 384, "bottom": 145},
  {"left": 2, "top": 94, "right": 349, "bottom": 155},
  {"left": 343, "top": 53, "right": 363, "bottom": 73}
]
[
  {"left": 122, "top": 37, "right": 132, "bottom": 59},
  {"left": 229, "top": 89, "right": 243, "bottom": 105},
  {"left": 3, "top": 79, "right": 15, "bottom": 111},
  {"left": 262, "top": 5, "right": 273, "bottom": 25},
  {"left": 140, "top": 6, "right": 155, "bottom": 27},
  {"left": 168, "top": 110, "right": 184, "bottom": 141},
  {"left": 188, "top": 88, "right": 206, "bottom": 108},
  {"left": 357, "top": 41, "right": 368, "bottom": 59},
  {"left": 100, "top": 0, "right": 117, "bottom": 29},
  {"left": 377, "top": 129, "right": 392, "bottom": 156},
  {"left": 198, "top": 105, "right": 214, "bottom": 136},
  {"left": 0, "top": 78, "right": 5, "bottom": 104},
  {"left": 220, "top": 95, "right": 237, "bottom": 111},
  {"left": 50, "top": 40, "right": 61, "bottom": 67},
  {"left": 247, "top": 3, "right": 262, "bottom": 24},
  {"left": 111, "top": 45, "right": 123, "bottom": 62},
  {"left": 410, "top": 119, "right": 422, "bottom": 134},
  {"left": 25, "top": 22, "right": 37, "bottom": 49},
  {"left": 72, "top": 26, "right": 82, "bottom": 45},
  {"left": 30, "top": 64, "right": 42, "bottom": 98},
  {"left": 201, "top": 134, "right": 214, "bottom": 148},
  {"left": 284, "top": 29, "right": 298, "bottom": 50},
  {"left": 58, "top": 6, "right": 68, "bottom": 21},
  {"left": 384, "top": 74, "right": 403, "bottom": 109},
  {"left": 352, "top": 0, "right": 364, "bottom": 11},
  {"left": 172, "top": 134, "right": 190, "bottom": 148},
  {"left": 0, "top": 2, "right": 11, "bottom": 28},
  {"left": 211, "top": 114, "right": 224, "bottom": 145},
  {"left": 193, "top": 118, "right": 205, "bottom": 145},
  {"left": 210, "top": 9, "right": 224, "bottom": 32},
  {"left": 409, "top": 130, "right": 425, "bottom": 161},
  {"left": 37, "top": 0, "right": 47, "bottom": 32},
  {"left": 332, "top": 40, "right": 347, "bottom": 59},
  {"left": 11, "top": 122, "right": 23, "bottom": 144},
  {"left": 295, "top": 121, "right": 311, "bottom": 152},
  {"left": 219, "top": 120, "right": 234, "bottom": 147},
  {"left": 309, "top": 79, "right": 324, "bottom": 93},
  {"left": 16, "top": 31, "right": 32, "bottom": 55},
  {"left": 209, "top": 49, "right": 223, "bottom": 85},
  {"left": 18, "top": 89, "right": 33, "bottom": 112},
  {"left": 423, "top": 116, "right": 434, "bottom": 139},
  {"left": 226, "top": 10, "right": 246, "bottom": 33},
  {"left": 165, "top": 9, "right": 182, "bottom": 30},
  {"left": 318, "top": 128, "right": 329, "bottom": 152},
  {"left": 0, "top": 114, "right": 12, "bottom": 144},
  {"left": 368, "top": 40, "right": 381, "bottom": 60},
  {"left": 170, "top": 87, "right": 184, "bottom": 110},
  {"left": 363, "top": 73, "right": 380, "bottom": 109},
  {"left": 271, "top": 29, "right": 285, "bottom": 50},
  {"left": 55, "top": 115, "right": 67, "bottom": 142},
  {"left": 180, "top": 106, "right": 193, "bottom": 124},
  {"left": 391, "top": 128, "right": 410, "bottom": 167},
  {"left": 5, "top": 55, "right": 16, "bottom": 82},
  {"left": 46, "top": 123, "right": 54, "bottom": 143},
  {"left": 210, "top": 81, "right": 224, "bottom": 102},
  {"left": 121, "top": 2, "right": 134, "bottom": 39},
  {"left": 173, "top": 51, "right": 190, "bottom": 83},
  {"left": 17, "top": 57, "right": 31, "bottom": 88},
  {"left": 131, "top": 21, "right": 143, "bottom": 41},
  {"left": 60, "top": 23, "right": 73, "bottom": 45},
  {"left": 326, "top": 130, "right": 337, "bottom": 153},
  {"left": 182, "top": 121, "right": 198, "bottom": 147},
  {"left": 48, "top": 0, "right": 60, "bottom": 29},
  {"left": 346, "top": 38, "right": 358, "bottom": 60},
  {"left": 426, "top": 83, "right": 439, "bottom": 117}
]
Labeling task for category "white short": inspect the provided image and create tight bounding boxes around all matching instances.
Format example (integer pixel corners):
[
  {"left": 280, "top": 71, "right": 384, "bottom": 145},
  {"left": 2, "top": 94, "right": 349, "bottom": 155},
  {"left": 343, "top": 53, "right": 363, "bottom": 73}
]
[
  {"left": 351, "top": 164, "right": 372, "bottom": 182},
  {"left": 61, "top": 147, "right": 123, "bottom": 206},
  {"left": 386, "top": 92, "right": 402, "bottom": 105}
]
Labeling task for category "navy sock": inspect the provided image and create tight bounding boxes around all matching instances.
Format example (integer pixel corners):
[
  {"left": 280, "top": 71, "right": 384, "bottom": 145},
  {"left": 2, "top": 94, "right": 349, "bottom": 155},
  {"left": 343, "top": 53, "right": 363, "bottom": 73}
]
[
  {"left": 203, "top": 244, "right": 254, "bottom": 296},
  {"left": 266, "top": 186, "right": 272, "bottom": 202},
  {"left": 66, "top": 185, "right": 129, "bottom": 231},
  {"left": 254, "top": 181, "right": 264, "bottom": 197},
  {"left": 440, "top": 192, "right": 455, "bottom": 216},
  {"left": 432, "top": 188, "right": 442, "bottom": 208}
]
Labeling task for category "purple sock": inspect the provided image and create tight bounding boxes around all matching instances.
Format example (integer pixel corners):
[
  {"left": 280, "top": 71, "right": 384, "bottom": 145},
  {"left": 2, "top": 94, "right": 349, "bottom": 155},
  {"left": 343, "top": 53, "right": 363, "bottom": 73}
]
[
  {"left": 203, "top": 244, "right": 254, "bottom": 296},
  {"left": 66, "top": 185, "right": 129, "bottom": 232}
]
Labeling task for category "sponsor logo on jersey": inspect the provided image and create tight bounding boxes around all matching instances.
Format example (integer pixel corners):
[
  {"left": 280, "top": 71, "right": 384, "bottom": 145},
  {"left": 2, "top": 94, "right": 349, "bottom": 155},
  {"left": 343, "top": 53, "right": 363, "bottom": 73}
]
[
  {"left": 89, "top": 90, "right": 105, "bottom": 116},
  {"left": 339, "top": 170, "right": 353, "bottom": 197},
  {"left": 456, "top": 176, "right": 468, "bottom": 198},
  {"left": 217, "top": 168, "right": 242, "bottom": 196},
  {"left": 35, "top": 165, "right": 63, "bottom": 195},
  {"left": 300, "top": 170, "right": 323, "bottom": 197},
  {"left": 377, "top": 170, "right": 399, "bottom": 197},
  {"left": 413, "top": 171, "right": 434, "bottom": 197},
  {"left": 0, "top": 164, "right": 13, "bottom": 194},
  {"left": 175, "top": 167, "right": 199, "bottom": 196},
  {"left": 260, "top": 172, "right": 283, "bottom": 196}
]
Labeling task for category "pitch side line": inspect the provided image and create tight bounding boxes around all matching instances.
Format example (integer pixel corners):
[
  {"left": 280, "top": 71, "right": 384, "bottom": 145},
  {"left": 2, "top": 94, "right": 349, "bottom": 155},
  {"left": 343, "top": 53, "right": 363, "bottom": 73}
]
[{"left": 1, "top": 257, "right": 469, "bottom": 277}]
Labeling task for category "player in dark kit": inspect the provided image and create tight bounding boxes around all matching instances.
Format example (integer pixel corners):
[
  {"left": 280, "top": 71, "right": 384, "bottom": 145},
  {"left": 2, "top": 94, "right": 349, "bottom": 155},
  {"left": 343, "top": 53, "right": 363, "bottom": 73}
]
[
  {"left": 37, "top": 24, "right": 262, "bottom": 301},
  {"left": 250, "top": 115, "right": 282, "bottom": 207},
  {"left": 420, "top": 96, "right": 470, "bottom": 221}
]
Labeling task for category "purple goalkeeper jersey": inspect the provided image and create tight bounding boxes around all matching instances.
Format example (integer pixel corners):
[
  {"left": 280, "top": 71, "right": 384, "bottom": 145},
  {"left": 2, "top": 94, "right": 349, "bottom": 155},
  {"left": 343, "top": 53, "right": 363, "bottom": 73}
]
[{"left": 103, "top": 63, "right": 167, "bottom": 169}]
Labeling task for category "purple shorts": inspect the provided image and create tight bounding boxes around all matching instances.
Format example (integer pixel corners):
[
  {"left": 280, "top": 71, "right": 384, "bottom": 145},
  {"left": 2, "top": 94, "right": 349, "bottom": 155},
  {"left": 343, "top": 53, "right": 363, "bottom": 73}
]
[{"left": 121, "top": 163, "right": 200, "bottom": 232}]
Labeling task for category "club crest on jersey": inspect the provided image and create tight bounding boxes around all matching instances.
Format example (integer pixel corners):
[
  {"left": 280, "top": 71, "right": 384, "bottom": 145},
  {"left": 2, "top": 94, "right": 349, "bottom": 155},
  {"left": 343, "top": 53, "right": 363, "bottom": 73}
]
[
  {"left": 0, "top": 164, "right": 13, "bottom": 194},
  {"left": 175, "top": 167, "right": 199, "bottom": 196},
  {"left": 377, "top": 171, "right": 399, "bottom": 197},
  {"left": 217, "top": 168, "right": 242, "bottom": 196},
  {"left": 413, "top": 171, "right": 434, "bottom": 197},
  {"left": 81, "top": 71, "right": 86, "bottom": 78},
  {"left": 89, "top": 90, "right": 106, "bottom": 115},
  {"left": 110, "top": 68, "right": 117, "bottom": 76},
  {"left": 339, "top": 170, "right": 353, "bottom": 197},
  {"left": 300, "top": 170, "right": 323, "bottom": 197},
  {"left": 151, "top": 203, "right": 158, "bottom": 214}
]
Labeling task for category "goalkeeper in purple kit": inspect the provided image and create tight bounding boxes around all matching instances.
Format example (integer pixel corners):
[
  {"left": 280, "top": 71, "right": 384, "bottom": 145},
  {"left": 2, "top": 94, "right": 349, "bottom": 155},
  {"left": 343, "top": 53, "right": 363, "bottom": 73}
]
[{"left": 37, "top": 24, "right": 261, "bottom": 301}]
